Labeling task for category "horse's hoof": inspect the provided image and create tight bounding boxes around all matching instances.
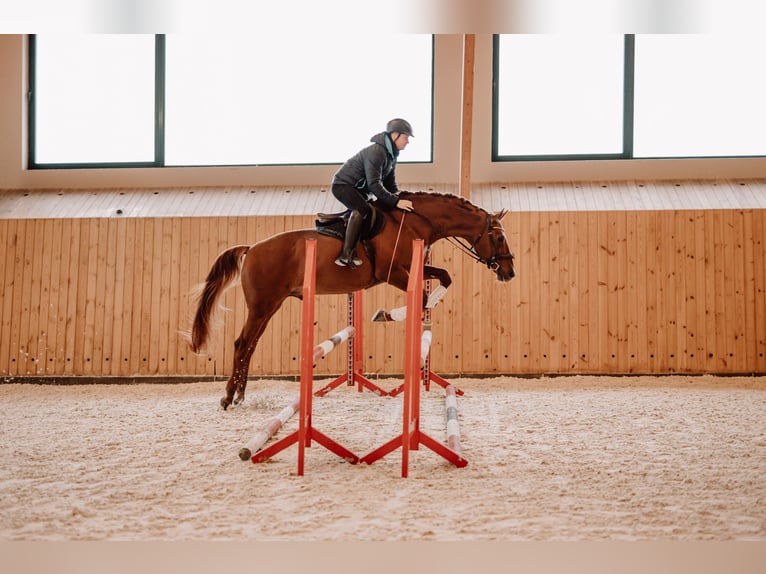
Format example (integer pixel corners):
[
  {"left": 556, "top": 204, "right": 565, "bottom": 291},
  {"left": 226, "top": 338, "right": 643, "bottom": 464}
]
[
  {"left": 239, "top": 448, "right": 252, "bottom": 461},
  {"left": 371, "top": 309, "right": 390, "bottom": 322},
  {"left": 220, "top": 397, "right": 231, "bottom": 410}
]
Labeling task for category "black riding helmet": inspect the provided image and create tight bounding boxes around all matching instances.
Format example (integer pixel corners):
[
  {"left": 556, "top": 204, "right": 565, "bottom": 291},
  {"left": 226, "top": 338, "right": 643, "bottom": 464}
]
[{"left": 386, "top": 118, "right": 414, "bottom": 138}]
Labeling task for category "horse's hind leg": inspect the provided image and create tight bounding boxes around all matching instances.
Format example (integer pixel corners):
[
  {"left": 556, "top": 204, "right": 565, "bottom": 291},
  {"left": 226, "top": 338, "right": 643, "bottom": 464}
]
[{"left": 221, "top": 309, "right": 272, "bottom": 410}]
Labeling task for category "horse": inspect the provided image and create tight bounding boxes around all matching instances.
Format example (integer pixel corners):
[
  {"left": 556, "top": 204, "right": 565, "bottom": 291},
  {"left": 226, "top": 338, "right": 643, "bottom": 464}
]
[{"left": 189, "top": 191, "right": 515, "bottom": 409}]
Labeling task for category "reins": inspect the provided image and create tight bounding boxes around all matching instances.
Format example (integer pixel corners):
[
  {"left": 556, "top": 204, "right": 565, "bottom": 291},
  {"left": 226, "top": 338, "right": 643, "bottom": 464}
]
[{"left": 386, "top": 211, "right": 406, "bottom": 284}]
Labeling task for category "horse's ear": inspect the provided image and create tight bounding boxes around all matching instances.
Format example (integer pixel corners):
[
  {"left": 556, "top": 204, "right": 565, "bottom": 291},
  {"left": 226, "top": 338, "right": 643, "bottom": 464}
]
[{"left": 495, "top": 209, "right": 508, "bottom": 220}]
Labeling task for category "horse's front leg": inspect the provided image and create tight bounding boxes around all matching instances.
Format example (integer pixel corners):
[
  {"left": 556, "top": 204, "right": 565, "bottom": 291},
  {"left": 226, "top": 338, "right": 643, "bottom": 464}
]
[
  {"left": 423, "top": 265, "right": 452, "bottom": 309},
  {"left": 372, "top": 265, "right": 452, "bottom": 322}
]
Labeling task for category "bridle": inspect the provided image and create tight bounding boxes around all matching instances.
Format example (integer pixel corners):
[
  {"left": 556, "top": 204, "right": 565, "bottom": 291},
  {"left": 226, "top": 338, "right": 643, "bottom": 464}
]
[{"left": 447, "top": 213, "right": 515, "bottom": 272}]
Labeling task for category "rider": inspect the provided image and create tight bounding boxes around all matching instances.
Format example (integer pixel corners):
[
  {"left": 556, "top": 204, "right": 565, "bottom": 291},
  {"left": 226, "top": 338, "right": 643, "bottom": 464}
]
[{"left": 331, "top": 118, "right": 415, "bottom": 268}]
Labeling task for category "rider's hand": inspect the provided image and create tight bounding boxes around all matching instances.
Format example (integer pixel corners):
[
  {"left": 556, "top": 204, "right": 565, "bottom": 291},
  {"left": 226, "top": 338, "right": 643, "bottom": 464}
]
[{"left": 397, "top": 199, "right": 414, "bottom": 212}]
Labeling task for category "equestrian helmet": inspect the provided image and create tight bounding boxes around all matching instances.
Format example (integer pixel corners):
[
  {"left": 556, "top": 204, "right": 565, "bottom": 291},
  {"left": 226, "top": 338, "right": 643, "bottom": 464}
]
[{"left": 386, "top": 118, "right": 414, "bottom": 137}]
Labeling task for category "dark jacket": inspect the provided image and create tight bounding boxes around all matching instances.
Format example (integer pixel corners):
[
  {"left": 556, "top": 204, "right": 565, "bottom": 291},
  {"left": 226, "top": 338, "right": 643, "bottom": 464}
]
[{"left": 332, "top": 132, "right": 400, "bottom": 208}]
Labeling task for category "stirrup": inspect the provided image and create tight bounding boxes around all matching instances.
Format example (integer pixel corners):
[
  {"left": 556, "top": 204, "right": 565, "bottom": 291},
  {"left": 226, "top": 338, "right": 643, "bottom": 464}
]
[{"left": 335, "top": 254, "right": 363, "bottom": 268}]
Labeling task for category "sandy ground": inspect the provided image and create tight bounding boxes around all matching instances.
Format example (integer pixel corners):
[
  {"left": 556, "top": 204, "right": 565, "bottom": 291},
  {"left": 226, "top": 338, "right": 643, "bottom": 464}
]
[{"left": 1, "top": 375, "right": 765, "bottom": 542}]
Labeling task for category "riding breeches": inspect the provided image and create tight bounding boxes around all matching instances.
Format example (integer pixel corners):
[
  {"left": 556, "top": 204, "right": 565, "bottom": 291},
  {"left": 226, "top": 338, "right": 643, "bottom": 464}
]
[{"left": 331, "top": 183, "right": 372, "bottom": 220}]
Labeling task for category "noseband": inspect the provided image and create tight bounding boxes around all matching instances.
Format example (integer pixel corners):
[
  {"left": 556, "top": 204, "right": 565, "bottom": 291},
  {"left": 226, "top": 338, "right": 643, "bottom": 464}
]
[{"left": 448, "top": 213, "right": 515, "bottom": 272}]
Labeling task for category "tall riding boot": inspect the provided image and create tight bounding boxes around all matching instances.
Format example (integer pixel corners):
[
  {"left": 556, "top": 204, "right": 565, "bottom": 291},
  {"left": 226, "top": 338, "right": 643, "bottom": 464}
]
[{"left": 335, "top": 210, "right": 365, "bottom": 268}]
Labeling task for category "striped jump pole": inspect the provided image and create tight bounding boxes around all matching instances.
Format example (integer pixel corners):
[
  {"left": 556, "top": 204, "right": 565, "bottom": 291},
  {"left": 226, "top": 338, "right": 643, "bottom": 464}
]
[
  {"left": 239, "top": 396, "right": 300, "bottom": 461},
  {"left": 313, "top": 326, "right": 355, "bottom": 364},
  {"left": 250, "top": 239, "right": 359, "bottom": 475},
  {"left": 445, "top": 384, "right": 462, "bottom": 455},
  {"left": 313, "top": 292, "right": 390, "bottom": 397}
]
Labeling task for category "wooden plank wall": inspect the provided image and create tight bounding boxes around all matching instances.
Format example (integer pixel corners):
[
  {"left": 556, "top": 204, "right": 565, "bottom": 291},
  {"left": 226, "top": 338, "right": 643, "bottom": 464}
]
[{"left": 1, "top": 207, "right": 765, "bottom": 379}]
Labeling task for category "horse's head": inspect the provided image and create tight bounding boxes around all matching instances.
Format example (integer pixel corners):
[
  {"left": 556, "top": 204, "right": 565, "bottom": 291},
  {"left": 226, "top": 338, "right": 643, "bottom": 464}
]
[{"left": 477, "top": 209, "right": 516, "bottom": 282}]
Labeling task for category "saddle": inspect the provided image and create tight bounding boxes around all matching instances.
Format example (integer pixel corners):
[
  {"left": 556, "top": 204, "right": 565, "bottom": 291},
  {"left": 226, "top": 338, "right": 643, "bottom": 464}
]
[{"left": 315, "top": 207, "right": 386, "bottom": 242}]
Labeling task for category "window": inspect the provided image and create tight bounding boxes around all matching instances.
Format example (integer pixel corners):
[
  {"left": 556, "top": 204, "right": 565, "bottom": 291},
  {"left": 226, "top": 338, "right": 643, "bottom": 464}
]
[
  {"left": 30, "top": 35, "right": 156, "bottom": 165},
  {"left": 633, "top": 35, "right": 766, "bottom": 158},
  {"left": 494, "top": 34, "right": 625, "bottom": 159},
  {"left": 493, "top": 34, "right": 766, "bottom": 161},
  {"left": 29, "top": 34, "right": 434, "bottom": 168}
]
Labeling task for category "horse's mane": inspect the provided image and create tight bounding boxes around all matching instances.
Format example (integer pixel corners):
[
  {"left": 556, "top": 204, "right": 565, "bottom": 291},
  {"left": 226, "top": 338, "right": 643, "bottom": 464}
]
[{"left": 383, "top": 190, "right": 486, "bottom": 214}]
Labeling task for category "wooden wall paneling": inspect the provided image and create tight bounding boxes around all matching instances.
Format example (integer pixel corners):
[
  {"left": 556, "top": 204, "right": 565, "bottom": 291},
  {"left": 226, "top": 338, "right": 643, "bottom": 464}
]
[
  {"left": 605, "top": 211, "right": 619, "bottom": 371},
  {"left": 644, "top": 211, "right": 659, "bottom": 371},
  {"left": 365, "top": 283, "right": 387, "bottom": 375},
  {"left": 34, "top": 219, "right": 53, "bottom": 373},
  {"left": 22, "top": 220, "right": 43, "bottom": 374},
  {"left": 72, "top": 219, "right": 91, "bottom": 374},
  {"left": 48, "top": 218, "right": 65, "bottom": 374},
  {"left": 136, "top": 219, "right": 154, "bottom": 374},
  {"left": 625, "top": 210, "right": 637, "bottom": 372},
  {"left": 555, "top": 213, "right": 577, "bottom": 373},
  {"left": 506, "top": 212, "right": 523, "bottom": 372},
  {"left": 741, "top": 210, "right": 757, "bottom": 370},
  {"left": 575, "top": 211, "right": 589, "bottom": 371},
  {"left": 722, "top": 210, "right": 738, "bottom": 370},
  {"left": 545, "top": 211, "right": 560, "bottom": 372},
  {"left": 514, "top": 211, "right": 530, "bottom": 371},
  {"left": 679, "top": 211, "right": 694, "bottom": 371},
  {"left": 145, "top": 218, "right": 162, "bottom": 374},
  {"left": 441, "top": 242, "right": 459, "bottom": 373},
  {"left": 633, "top": 210, "right": 648, "bottom": 372},
  {"left": 558, "top": 213, "right": 574, "bottom": 371},
  {"left": 689, "top": 211, "right": 704, "bottom": 371},
  {"left": 94, "top": 219, "right": 111, "bottom": 372},
  {"left": 158, "top": 217, "right": 175, "bottom": 374},
  {"left": 126, "top": 218, "right": 142, "bottom": 374},
  {"left": 753, "top": 211, "right": 766, "bottom": 372},
  {"left": 119, "top": 218, "right": 137, "bottom": 376},
  {"left": 515, "top": 213, "right": 538, "bottom": 373},
  {"left": 9, "top": 220, "right": 30, "bottom": 375},
  {"left": 691, "top": 211, "right": 707, "bottom": 371},
  {"left": 654, "top": 211, "right": 670, "bottom": 371},
  {"left": 703, "top": 211, "right": 717, "bottom": 372},
  {"left": 670, "top": 210, "right": 684, "bottom": 371},
  {"left": 0, "top": 220, "right": 15, "bottom": 375},
  {"left": 97, "top": 219, "right": 115, "bottom": 374},
  {"left": 732, "top": 210, "right": 748, "bottom": 372},
  {"left": 174, "top": 217, "right": 191, "bottom": 375},
  {"left": 553, "top": 211, "right": 566, "bottom": 371},
  {"left": 20, "top": 220, "right": 39, "bottom": 373},
  {"left": 527, "top": 211, "right": 541, "bottom": 372},
  {"left": 62, "top": 219, "right": 80, "bottom": 375},
  {"left": 616, "top": 209, "right": 630, "bottom": 372},
  {"left": 712, "top": 211, "right": 728, "bottom": 370},
  {"left": 595, "top": 212, "right": 609, "bottom": 372}
]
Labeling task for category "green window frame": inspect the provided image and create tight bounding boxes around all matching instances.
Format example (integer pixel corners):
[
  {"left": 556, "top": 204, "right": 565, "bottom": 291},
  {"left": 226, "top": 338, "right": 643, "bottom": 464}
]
[
  {"left": 493, "top": 34, "right": 766, "bottom": 161},
  {"left": 29, "top": 34, "right": 434, "bottom": 169}
]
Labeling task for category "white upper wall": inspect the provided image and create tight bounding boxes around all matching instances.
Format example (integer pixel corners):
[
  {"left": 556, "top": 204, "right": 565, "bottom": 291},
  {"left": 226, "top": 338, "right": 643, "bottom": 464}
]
[{"left": 1, "top": 33, "right": 765, "bottom": 191}]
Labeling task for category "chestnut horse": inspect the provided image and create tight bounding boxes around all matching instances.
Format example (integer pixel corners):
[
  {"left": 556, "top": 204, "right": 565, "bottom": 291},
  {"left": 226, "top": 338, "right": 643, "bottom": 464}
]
[{"left": 189, "top": 191, "right": 515, "bottom": 409}]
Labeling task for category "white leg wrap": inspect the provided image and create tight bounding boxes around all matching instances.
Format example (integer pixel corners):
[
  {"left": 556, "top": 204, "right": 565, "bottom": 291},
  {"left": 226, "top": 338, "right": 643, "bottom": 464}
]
[
  {"left": 389, "top": 306, "right": 407, "bottom": 322},
  {"left": 426, "top": 285, "right": 448, "bottom": 309}
]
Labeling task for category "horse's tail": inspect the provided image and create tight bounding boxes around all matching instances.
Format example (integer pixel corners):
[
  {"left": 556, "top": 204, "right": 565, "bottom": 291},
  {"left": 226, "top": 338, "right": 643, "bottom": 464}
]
[{"left": 189, "top": 245, "right": 250, "bottom": 353}]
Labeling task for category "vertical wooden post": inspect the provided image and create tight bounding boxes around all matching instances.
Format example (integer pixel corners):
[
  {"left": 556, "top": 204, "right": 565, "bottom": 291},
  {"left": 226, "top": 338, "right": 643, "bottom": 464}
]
[{"left": 459, "top": 34, "right": 476, "bottom": 199}]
